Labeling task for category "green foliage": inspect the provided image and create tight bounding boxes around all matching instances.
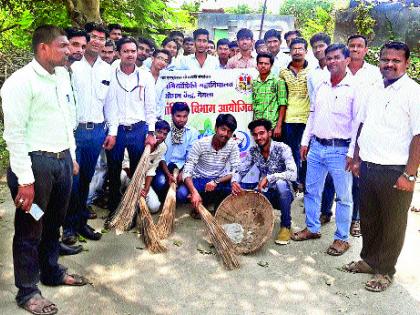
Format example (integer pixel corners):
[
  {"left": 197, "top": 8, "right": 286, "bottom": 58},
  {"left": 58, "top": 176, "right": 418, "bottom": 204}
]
[
  {"left": 301, "top": 6, "right": 334, "bottom": 39},
  {"left": 279, "top": 0, "right": 334, "bottom": 29},
  {"left": 225, "top": 5, "right": 256, "bottom": 14},
  {"left": 353, "top": 0, "right": 376, "bottom": 39},
  {"left": 0, "top": 120, "right": 9, "bottom": 176}
]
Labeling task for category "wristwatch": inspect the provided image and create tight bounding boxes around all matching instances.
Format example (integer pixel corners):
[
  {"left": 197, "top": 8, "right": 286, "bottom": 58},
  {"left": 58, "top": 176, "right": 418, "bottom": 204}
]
[
  {"left": 402, "top": 172, "right": 417, "bottom": 182},
  {"left": 213, "top": 179, "right": 220, "bottom": 185}
]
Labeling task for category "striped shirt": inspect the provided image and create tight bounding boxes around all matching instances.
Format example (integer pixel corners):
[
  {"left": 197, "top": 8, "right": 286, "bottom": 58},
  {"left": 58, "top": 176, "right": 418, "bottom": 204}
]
[
  {"left": 280, "top": 61, "right": 311, "bottom": 124},
  {"left": 182, "top": 136, "right": 240, "bottom": 181},
  {"left": 252, "top": 73, "right": 287, "bottom": 127}
]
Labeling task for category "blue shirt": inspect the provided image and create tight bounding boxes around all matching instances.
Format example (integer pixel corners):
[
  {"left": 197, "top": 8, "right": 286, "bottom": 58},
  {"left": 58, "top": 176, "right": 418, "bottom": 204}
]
[{"left": 164, "top": 126, "right": 199, "bottom": 169}]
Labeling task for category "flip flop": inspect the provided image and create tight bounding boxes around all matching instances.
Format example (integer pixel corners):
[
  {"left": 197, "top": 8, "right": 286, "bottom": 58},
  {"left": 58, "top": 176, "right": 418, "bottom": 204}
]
[
  {"left": 61, "top": 273, "right": 89, "bottom": 286},
  {"left": 21, "top": 293, "right": 58, "bottom": 315}
]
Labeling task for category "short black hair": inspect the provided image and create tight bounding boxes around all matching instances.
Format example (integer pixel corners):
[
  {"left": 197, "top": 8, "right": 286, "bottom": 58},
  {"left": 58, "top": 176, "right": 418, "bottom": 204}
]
[
  {"left": 108, "top": 23, "right": 122, "bottom": 31},
  {"left": 290, "top": 37, "right": 308, "bottom": 50},
  {"left": 264, "top": 29, "right": 281, "bottom": 42},
  {"left": 284, "top": 30, "right": 301, "bottom": 41},
  {"left": 156, "top": 119, "right": 171, "bottom": 132},
  {"left": 193, "top": 28, "right": 209, "bottom": 40},
  {"left": 215, "top": 114, "right": 237, "bottom": 132},
  {"left": 255, "top": 39, "right": 265, "bottom": 50},
  {"left": 104, "top": 39, "right": 115, "bottom": 49},
  {"left": 32, "top": 25, "right": 66, "bottom": 53},
  {"left": 347, "top": 34, "right": 368, "bottom": 47},
  {"left": 116, "top": 36, "right": 138, "bottom": 52},
  {"left": 138, "top": 37, "right": 155, "bottom": 51},
  {"left": 87, "top": 23, "right": 109, "bottom": 37},
  {"left": 169, "top": 30, "right": 184, "bottom": 39},
  {"left": 184, "top": 36, "right": 194, "bottom": 44},
  {"left": 84, "top": 22, "right": 96, "bottom": 33},
  {"left": 217, "top": 38, "right": 230, "bottom": 48},
  {"left": 208, "top": 40, "right": 215, "bottom": 47},
  {"left": 325, "top": 43, "right": 350, "bottom": 58},
  {"left": 66, "top": 27, "right": 89, "bottom": 42},
  {"left": 248, "top": 118, "right": 272, "bottom": 132},
  {"left": 256, "top": 52, "right": 274, "bottom": 65},
  {"left": 237, "top": 28, "right": 253, "bottom": 40},
  {"left": 229, "top": 41, "right": 238, "bottom": 49},
  {"left": 380, "top": 41, "right": 410, "bottom": 60},
  {"left": 153, "top": 48, "right": 172, "bottom": 64},
  {"left": 171, "top": 102, "right": 190, "bottom": 115},
  {"left": 162, "top": 37, "right": 178, "bottom": 50},
  {"left": 310, "top": 32, "right": 331, "bottom": 47}
]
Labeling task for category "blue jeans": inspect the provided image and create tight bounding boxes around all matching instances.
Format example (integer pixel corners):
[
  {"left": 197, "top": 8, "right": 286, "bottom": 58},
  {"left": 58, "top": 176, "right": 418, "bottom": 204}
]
[
  {"left": 153, "top": 163, "right": 189, "bottom": 203},
  {"left": 320, "top": 174, "right": 334, "bottom": 217},
  {"left": 106, "top": 122, "right": 147, "bottom": 214},
  {"left": 64, "top": 123, "right": 106, "bottom": 235},
  {"left": 285, "top": 123, "right": 306, "bottom": 186},
  {"left": 304, "top": 140, "right": 353, "bottom": 241},
  {"left": 241, "top": 180, "right": 293, "bottom": 228}
]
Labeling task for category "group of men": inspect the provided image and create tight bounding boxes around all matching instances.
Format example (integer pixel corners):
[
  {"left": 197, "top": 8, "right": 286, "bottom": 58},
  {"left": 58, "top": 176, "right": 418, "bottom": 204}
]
[{"left": 1, "top": 20, "right": 419, "bottom": 315}]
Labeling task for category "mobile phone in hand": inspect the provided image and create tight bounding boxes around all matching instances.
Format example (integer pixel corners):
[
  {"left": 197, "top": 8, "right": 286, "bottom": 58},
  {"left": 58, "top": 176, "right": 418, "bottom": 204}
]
[{"left": 29, "top": 204, "right": 44, "bottom": 221}]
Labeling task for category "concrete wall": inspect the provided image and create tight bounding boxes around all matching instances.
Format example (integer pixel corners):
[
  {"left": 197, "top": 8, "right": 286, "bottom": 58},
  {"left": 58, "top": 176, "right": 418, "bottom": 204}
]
[
  {"left": 335, "top": 2, "right": 420, "bottom": 50},
  {"left": 198, "top": 13, "right": 295, "bottom": 47}
]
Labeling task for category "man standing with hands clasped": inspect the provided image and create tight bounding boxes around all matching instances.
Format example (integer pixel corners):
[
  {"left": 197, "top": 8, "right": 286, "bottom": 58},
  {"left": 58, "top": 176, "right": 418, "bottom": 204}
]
[
  {"left": 344, "top": 41, "right": 420, "bottom": 292},
  {"left": 1, "top": 25, "right": 88, "bottom": 315}
]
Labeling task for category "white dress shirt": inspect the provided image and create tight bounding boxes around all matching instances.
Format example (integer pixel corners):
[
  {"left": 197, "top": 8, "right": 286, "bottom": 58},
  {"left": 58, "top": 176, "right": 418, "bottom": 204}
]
[
  {"left": 1, "top": 59, "right": 76, "bottom": 184},
  {"left": 348, "top": 61, "right": 382, "bottom": 103},
  {"left": 271, "top": 51, "right": 291, "bottom": 76},
  {"left": 105, "top": 65, "right": 156, "bottom": 135},
  {"left": 151, "top": 71, "right": 167, "bottom": 119},
  {"left": 358, "top": 74, "right": 420, "bottom": 165},
  {"left": 307, "top": 64, "right": 329, "bottom": 105},
  {"left": 71, "top": 56, "right": 112, "bottom": 124},
  {"left": 177, "top": 53, "right": 219, "bottom": 70},
  {"left": 301, "top": 73, "right": 361, "bottom": 157}
]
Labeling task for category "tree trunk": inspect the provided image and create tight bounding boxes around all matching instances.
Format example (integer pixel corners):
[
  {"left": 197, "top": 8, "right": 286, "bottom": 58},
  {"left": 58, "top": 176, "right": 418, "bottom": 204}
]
[{"left": 64, "top": 0, "right": 101, "bottom": 27}]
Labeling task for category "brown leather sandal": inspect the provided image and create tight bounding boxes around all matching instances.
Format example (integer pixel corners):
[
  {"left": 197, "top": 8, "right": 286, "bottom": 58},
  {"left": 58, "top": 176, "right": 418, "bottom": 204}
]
[
  {"left": 291, "top": 228, "right": 321, "bottom": 241},
  {"left": 21, "top": 293, "right": 58, "bottom": 315},
  {"left": 326, "top": 240, "right": 350, "bottom": 256},
  {"left": 365, "top": 274, "right": 393, "bottom": 292},
  {"left": 342, "top": 260, "right": 374, "bottom": 274},
  {"left": 350, "top": 220, "right": 362, "bottom": 237}
]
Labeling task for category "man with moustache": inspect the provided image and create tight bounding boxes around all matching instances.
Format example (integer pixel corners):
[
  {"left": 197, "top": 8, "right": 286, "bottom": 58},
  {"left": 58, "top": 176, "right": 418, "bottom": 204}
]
[
  {"left": 280, "top": 37, "right": 311, "bottom": 192},
  {"left": 108, "top": 23, "right": 123, "bottom": 42},
  {"left": 104, "top": 37, "right": 157, "bottom": 226},
  {"left": 100, "top": 40, "right": 116, "bottom": 64},
  {"left": 216, "top": 38, "right": 230, "bottom": 69},
  {"left": 182, "top": 114, "right": 240, "bottom": 218},
  {"left": 227, "top": 28, "right": 256, "bottom": 69},
  {"left": 346, "top": 34, "right": 383, "bottom": 237},
  {"left": 178, "top": 28, "right": 219, "bottom": 70},
  {"left": 294, "top": 44, "right": 361, "bottom": 257},
  {"left": 1, "top": 25, "right": 87, "bottom": 315},
  {"left": 66, "top": 28, "right": 88, "bottom": 65},
  {"left": 232, "top": 119, "right": 296, "bottom": 245},
  {"left": 63, "top": 24, "right": 115, "bottom": 245},
  {"left": 263, "top": 29, "right": 290, "bottom": 76},
  {"left": 136, "top": 37, "right": 155, "bottom": 68},
  {"left": 344, "top": 41, "right": 420, "bottom": 292},
  {"left": 182, "top": 36, "right": 195, "bottom": 56}
]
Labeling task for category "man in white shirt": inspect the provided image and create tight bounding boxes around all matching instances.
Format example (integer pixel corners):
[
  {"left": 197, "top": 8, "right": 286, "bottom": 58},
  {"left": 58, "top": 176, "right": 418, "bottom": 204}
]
[
  {"left": 346, "top": 34, "right": 383, "bottom": 237},
  {"left": 216, "top": 38, "right": 230, "bottom": 69},
  {"left": 263, "top": 29, "right": 290, "bottom": 76},
  {"left": 63, "top": 24, "right": 116, "bottom": 245},
  {"left": 149, "top": 49, "right": 172, "bottom": 118},
  {"left": 104, "top": 37, "right": 157, "bottom": 225},
  {"left": 177, "top": 28, "right": 219, "bottom": 70},
  {"left": 1, "top": 25, "right": 87, "bottom": 314},
  {"left": 344, "top": 41, "right": 420, "bottom": 292}
]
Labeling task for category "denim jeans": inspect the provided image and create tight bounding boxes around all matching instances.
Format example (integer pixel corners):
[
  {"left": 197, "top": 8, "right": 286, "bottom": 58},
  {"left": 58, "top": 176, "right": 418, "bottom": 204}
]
[
  {"left": 106, "top": 122, "right": 147, "bottom": 215},
  {"left": 64, "top": 123, "right": 106, "bottom": 235},
  {"left": 304, "top": 139, "right": 353, "bottom": 241},
  {"left": 7, "top": 151, "right": 73, "bottom": 305},
  {"left": 241, "top": 180, "right": 293, "bottom": 228},
  {"left": 153, "top": 163, "right": 189, "bottom": 203},
  {"left": 320, "top": 174, "right": 334, "bottom": 217},
  {"left": 284, "top": 123, "right": 306, "bottom": 186}
]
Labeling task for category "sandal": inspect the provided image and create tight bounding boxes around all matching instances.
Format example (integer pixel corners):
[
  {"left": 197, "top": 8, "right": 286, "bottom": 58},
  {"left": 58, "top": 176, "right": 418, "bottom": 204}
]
[
  {"left": 326, "top": 240, "right": 350, "bottom": 256},
  {"left": 365, "top": 274, "right": 393, "bottom": 292},
  {"left": 21, "top": 293, "right": 58, "bottom": 315},
  {"left": 61, "top": 273, "right": 89, "bottom": 286},
  {"left": 291, "top": 228, "right": 321, "bottom": 241},
  {"left": 342, "top": 260, "right": 374, "bottom": 274},
  {"left": 350, "top": 220, "right": 362, "bottom": 237}
]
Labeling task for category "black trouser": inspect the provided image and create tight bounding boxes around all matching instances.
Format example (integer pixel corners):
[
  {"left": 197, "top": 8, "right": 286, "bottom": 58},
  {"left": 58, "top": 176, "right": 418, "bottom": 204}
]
[
  {"left": 359, "top": 161, "right": 413, "bottom": 276},
  {"left": 7, "top": 151, "right": 73, "bottom": 305}
]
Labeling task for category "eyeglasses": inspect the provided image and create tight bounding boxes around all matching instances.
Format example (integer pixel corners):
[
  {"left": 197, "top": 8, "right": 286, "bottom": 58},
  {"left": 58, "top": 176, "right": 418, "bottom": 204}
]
[
  {"left": 90, "top": 34, "right": 106, "bottom": 42},
  {"left": 155, "top": 55, "right": 169, "bottom": 64}
]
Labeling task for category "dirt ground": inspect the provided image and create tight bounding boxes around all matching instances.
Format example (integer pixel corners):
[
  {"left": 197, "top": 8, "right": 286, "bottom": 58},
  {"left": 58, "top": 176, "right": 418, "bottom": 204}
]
[{"left": 1, "top": 178, "right": 419, "bottom": 315}]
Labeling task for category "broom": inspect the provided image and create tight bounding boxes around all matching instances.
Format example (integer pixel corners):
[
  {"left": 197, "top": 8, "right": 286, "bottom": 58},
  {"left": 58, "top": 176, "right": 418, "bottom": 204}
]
[
  {"left": 156, "top": 168, "right": 179, "bottom": 239},
  {"left": 109, "top": 145, "right": 151, "bottom": 232},
  {"left": 196, "top": 204, "right": 240, "bottom": 270},
  {"left": 138, "top": 196, "right": 167, "bottom": 253}
]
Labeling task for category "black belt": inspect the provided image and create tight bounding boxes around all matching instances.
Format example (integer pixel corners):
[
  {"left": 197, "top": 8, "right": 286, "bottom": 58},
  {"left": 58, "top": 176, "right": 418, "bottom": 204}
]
[
  {"left": 120, "top": 121, "right": 144, "bottom": 131},
  {"left": 315, "top": 137, "right": 350, "bottom": 147},
  {"left": 78, "top": 122, "right": 105, "bottom": 130},
  {"left": 362, "top": 161, "right": 405, "bottom": 172},
  {"left": 30, "top": 150, "right": 69, "bottom": 160}
]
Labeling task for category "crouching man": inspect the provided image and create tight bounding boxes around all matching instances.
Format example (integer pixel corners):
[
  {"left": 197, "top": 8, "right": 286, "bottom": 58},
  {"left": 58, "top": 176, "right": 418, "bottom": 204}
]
[
  {"left": 181, "top": 114, "right": 240, "bottom": 218},
  {"left": 231, "top": 119, "right": 296, "bottom": 245}
]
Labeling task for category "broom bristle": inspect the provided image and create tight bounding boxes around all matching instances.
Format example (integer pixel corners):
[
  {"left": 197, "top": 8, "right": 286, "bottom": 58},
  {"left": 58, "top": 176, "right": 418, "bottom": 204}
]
[
  {"left": 139, "top": 197, "right": 167, "bottom": 253},
  {"left": 156, "top": 168, "right": 179, "bottom": 239},
  {"left": 109, "top": 145, "right": 151, "bottom": 231},
  {"left": 197, "top": 204, "right": 240, "bottom": 270}
]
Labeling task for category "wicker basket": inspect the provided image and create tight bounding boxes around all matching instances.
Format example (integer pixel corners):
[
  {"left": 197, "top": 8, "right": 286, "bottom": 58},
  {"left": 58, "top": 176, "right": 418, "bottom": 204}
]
[{"left": 215, "top": 190, "right": 274, "bottom": 254}]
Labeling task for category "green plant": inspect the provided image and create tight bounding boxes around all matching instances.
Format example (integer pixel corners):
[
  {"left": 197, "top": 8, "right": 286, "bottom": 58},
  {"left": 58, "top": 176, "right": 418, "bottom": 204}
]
[
  {"left": 353, "top": 0, "right": 376, "bottom": 39},
  {"left": 279, "top": 0, "right": 334, "bottom": 29},
  {"left": 301, "top": 6, "right": 335, "bottom": 39},
  {"left": 0, "top": 120, "right": 9, "bottom": 176}
]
